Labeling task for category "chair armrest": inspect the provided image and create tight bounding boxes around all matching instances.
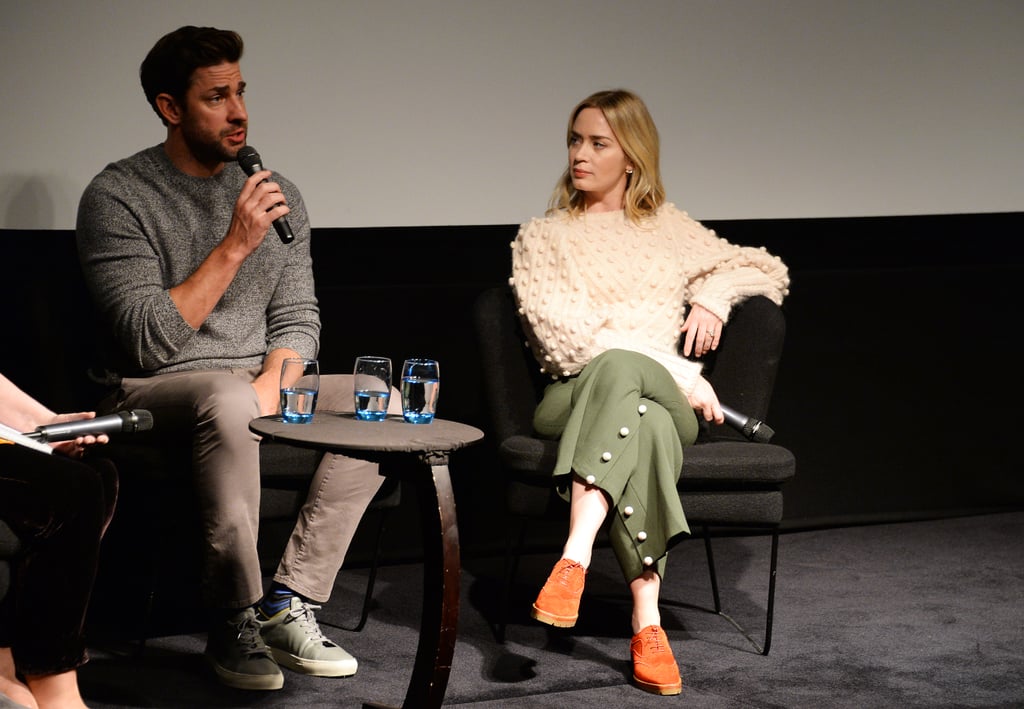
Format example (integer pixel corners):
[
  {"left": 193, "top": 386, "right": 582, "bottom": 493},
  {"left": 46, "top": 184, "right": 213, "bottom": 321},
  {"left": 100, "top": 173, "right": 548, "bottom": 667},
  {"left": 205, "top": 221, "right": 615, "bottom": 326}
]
[{"left": 701, "top": 295, "right": 786, "bottom": 431}]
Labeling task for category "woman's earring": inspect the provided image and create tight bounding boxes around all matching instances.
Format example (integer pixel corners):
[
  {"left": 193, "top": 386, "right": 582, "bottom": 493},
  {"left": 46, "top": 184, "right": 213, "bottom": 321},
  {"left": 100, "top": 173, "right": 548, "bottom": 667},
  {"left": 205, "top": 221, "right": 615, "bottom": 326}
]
[{"left": 626, "top": 167, "right": 634, "bottom": 174}]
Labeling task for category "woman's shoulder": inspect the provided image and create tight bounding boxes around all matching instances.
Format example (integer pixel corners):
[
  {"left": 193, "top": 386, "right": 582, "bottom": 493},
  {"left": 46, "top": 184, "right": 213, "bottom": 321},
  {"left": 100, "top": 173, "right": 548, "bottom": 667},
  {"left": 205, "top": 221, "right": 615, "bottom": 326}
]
[
  {"left": 655, "top": 202, "right": 716, "bottom": 234},
  {"left": 656, "top": 201, "right": 693, "bottom": 222},
  {"left": 521, "top": 209, "right": 574, "bottom": 227},
  {"left": 517, "top": 210, "right": 576, "bottom": 237}
]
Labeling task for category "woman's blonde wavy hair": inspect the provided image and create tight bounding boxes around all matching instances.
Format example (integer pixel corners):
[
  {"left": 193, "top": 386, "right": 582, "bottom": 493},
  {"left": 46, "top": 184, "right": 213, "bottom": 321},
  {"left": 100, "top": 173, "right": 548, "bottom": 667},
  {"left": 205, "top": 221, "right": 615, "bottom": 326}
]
[{"left": 547, "top": 89, "right": 665, "bottom": 223}]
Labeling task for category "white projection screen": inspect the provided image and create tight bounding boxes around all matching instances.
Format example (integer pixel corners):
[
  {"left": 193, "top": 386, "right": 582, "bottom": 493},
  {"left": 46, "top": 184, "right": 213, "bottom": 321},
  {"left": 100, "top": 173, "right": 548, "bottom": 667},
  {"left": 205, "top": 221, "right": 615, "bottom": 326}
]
[{"left": 1, "top": 0, "right": 1021, "bottom": 229}]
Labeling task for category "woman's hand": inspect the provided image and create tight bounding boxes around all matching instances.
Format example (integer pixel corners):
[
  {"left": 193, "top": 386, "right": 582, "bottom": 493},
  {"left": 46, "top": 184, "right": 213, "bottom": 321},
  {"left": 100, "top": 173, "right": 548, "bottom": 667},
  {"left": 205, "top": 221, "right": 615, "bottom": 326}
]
[
  {"left": 686, "top": 376, "right": 724, "bottom": 425},
  {"left": 680, "top": 304, "right": 723, "bottom": 358},
  {"left": 46, "top": 412, "right": 109, "bottom": 458}
]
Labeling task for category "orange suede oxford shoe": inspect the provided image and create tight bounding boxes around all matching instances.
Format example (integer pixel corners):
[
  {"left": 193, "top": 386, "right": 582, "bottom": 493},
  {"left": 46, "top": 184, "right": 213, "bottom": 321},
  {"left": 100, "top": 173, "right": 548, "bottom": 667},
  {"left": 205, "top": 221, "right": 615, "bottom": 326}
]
[
  {"left": 531, "top": 558, "right": 586, "bottom": 627},
  {"left": 631, "top": 624, "right": 682, "bottom": 695}
]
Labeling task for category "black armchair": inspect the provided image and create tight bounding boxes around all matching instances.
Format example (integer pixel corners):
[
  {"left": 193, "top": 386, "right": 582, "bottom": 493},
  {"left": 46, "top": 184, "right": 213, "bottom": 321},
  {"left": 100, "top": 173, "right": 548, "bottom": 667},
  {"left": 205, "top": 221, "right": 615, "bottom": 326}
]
[{"left": 472, "top": 286, "right": 795, "bottom": 654}]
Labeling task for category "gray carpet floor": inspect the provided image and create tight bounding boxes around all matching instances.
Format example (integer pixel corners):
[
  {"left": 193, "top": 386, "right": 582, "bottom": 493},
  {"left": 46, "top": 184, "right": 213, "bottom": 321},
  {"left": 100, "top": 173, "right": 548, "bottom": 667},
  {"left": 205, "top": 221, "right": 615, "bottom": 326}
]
[{"left": 78, "top": 511, "right": 1024, "bottom": 708}]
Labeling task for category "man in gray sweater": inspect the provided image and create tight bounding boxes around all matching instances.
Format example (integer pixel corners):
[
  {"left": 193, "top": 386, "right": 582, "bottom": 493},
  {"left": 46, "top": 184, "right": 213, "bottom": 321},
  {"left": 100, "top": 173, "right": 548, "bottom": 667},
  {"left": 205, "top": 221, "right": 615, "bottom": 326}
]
[{"left": 76, "top": 26, "right": 386, "bottom": 692}]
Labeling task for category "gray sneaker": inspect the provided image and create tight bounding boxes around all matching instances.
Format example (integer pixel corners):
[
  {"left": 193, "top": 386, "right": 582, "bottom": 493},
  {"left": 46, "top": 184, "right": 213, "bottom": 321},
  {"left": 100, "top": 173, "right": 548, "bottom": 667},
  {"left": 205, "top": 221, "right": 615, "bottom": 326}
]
[
  {"left": 205, "top": 607, "right": 284, "bottom": 691},
  {"left": 259, "top": 596, "right": 358, "bottom": 677}
]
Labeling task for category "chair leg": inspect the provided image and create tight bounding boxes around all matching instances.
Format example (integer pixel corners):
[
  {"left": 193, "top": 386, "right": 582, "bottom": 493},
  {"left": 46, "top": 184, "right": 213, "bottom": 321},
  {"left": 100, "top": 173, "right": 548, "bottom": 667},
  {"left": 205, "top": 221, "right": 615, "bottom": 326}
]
[
  {"left": 762, "top": 529, "right": 779, "bottom": 655},
  {"left": 495, "top": 517, "right": 528, "bottom": 644},
  {"left": 701, "top": 525, "right": 722, "bottom": 614},
  {"left": 700, "top": 527, "right": 779, "bottom": 656},
  {"left": 135, "top": 587, "right": 155, "bottom": 657},
  {"left": 133, "top": 516, "right": 175, "bottom": 656},
  {"left": 128, "top": 531, "right": 181, "bottom": 657}
]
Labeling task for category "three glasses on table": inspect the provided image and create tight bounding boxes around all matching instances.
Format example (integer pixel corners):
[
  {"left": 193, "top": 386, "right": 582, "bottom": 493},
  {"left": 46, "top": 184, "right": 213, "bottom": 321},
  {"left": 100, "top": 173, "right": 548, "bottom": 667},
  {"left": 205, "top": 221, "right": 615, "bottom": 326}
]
[{"left": 279, "top": 355, "right": 439, "bottom": 424}]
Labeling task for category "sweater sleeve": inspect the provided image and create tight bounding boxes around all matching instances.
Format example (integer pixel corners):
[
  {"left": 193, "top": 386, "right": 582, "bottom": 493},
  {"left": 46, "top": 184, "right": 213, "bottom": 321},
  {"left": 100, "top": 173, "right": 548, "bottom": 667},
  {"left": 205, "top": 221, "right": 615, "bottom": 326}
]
[
  {"left": 75, "top": 166, "right": 197, "bottom": 372},
  {"left": 261, "top": 187, "right": 320, "bottom": 359},
  {"left": 669, "top": 206, "right": 791, "bottom": 323}
]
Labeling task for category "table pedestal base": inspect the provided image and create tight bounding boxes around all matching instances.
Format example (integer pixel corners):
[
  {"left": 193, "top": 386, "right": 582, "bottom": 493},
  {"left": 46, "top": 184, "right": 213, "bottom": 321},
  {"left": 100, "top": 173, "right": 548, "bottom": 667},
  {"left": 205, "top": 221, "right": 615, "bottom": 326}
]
[
  {"left": 247, "top": 414, "right": 482, "bottom": 709},
  {"left": 364, "top": 453, "right": 459, "bottom": 709}
]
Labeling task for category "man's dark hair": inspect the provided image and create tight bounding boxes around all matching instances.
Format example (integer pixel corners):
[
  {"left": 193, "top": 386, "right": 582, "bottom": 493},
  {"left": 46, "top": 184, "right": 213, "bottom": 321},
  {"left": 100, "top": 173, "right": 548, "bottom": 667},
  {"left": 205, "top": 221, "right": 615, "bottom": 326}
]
[{"left": 140, "top": 26, "right": 244, "bottom": 125}]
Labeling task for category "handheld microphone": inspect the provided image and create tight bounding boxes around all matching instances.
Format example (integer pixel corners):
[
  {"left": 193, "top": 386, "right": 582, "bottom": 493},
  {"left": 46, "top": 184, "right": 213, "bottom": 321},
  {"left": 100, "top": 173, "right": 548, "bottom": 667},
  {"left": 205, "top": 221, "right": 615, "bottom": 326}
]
[
  {"left": 26, "top": 410, "right": 154, "bottom": 443},
  {"left": 236, "top": 145, "right": 294, "bottom": 244},
  {"left": 720, "top": 404, "right": 775, "bottom": 443}
]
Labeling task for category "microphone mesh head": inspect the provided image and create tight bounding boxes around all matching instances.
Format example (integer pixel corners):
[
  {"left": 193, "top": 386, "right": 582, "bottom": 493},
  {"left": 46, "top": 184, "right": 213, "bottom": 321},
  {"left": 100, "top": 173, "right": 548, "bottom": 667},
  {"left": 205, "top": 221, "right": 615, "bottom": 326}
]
[
  {"left": 133, "top": 409, "right": 155, "bottom": 432},
  {"left": 750, "top": 421, "right": 775, "bottom": 443},
  {"left": 236, "top": 146, "right": 262, "bottom": 175}
]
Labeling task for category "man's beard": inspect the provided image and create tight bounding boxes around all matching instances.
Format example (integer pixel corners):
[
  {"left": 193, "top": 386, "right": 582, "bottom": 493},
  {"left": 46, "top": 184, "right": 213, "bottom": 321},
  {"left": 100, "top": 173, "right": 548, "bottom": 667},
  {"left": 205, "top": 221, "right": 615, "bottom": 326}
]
[{"left": 181, "top": 116, "right": 247, "bottom": 165}]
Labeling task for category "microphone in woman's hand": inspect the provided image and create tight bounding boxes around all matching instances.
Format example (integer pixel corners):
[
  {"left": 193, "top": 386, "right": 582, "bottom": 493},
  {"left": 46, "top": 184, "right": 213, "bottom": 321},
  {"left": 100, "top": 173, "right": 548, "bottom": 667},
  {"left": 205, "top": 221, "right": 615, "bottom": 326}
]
[
  {"left": 27, "top": 410, "right": 154, "bottom": 442},
  {"left": 720, "top": 404, "right": 775, "bottom": 443}
]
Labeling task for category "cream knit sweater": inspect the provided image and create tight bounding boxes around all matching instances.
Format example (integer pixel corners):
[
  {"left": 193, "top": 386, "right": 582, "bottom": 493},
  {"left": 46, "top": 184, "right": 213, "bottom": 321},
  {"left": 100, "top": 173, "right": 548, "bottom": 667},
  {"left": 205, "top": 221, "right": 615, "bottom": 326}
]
[{"left": 510, "top": 203, "right": 790, "bottom": 395}]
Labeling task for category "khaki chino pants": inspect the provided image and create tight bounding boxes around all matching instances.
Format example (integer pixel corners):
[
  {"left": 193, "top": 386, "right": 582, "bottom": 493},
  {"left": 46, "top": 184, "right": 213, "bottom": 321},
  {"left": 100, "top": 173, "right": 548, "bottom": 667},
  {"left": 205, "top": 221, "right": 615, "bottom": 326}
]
[{"left": 110, "top": 367, "right": 394, "bottom": 609}]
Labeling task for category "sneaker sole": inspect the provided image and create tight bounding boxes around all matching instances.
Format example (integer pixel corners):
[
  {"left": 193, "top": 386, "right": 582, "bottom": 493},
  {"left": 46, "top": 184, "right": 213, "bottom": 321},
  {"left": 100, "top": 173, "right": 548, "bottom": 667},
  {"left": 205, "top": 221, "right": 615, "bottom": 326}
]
[
  {"left": 530, "top": 603, "right": 578, "bottom": 628},
  {"left": 269, "top": 647, "right": 358, "bottom": 678},
  {"left": 207, "top": 656, "right": 284, "bottom": 691}
]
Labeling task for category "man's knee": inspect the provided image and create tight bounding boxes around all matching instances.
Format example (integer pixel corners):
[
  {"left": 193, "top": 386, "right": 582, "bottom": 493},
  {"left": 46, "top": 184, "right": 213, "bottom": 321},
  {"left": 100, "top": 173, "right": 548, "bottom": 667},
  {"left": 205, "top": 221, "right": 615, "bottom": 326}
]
[
  {"left": 316, "top": 374, "right": 354, "bottom": 412},
  {"left": 175, "top": 372, "right": 260, "bottom": 431}
]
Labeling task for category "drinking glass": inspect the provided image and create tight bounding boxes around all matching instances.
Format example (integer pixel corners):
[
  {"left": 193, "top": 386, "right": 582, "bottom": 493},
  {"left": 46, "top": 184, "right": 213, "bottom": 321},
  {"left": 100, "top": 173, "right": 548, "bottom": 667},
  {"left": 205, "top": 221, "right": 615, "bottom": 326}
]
[
  {"left": 353, "top": 356, "right": 392, "bottom": 421},
  {"left": 280, "top": 358, "right": 319, "bottom": 423},
  {"left": 401, "top": 358, "right": 440, "bottom": 424}
]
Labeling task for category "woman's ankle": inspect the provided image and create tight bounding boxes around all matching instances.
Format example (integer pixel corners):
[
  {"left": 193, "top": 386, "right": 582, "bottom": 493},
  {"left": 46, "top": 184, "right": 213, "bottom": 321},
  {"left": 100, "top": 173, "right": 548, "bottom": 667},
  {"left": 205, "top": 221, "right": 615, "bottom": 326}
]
[{"left": 24, "top": 669, "right": 86, "bottom": 709}]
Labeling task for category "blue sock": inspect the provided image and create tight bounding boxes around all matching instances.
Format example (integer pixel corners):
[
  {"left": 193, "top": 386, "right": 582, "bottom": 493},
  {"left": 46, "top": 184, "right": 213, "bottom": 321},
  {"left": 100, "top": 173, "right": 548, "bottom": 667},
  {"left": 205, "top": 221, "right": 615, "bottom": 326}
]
[{"left": 258, "top": 583, "right": 296, "bottom": 618}]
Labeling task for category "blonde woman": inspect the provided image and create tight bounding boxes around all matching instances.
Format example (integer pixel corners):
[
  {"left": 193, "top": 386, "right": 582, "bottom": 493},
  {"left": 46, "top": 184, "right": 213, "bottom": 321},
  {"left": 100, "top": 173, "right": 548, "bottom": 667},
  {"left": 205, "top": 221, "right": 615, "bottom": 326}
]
[{"left": 510, "top": 89, "right": 790, "bottom": 695}]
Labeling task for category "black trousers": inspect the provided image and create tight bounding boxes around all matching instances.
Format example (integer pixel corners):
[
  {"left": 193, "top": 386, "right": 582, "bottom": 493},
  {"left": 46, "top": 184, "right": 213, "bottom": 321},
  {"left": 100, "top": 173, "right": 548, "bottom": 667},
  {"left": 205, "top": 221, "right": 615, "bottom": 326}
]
[{"left": 0, "top": 444, "right": 117, "bottom": 675}]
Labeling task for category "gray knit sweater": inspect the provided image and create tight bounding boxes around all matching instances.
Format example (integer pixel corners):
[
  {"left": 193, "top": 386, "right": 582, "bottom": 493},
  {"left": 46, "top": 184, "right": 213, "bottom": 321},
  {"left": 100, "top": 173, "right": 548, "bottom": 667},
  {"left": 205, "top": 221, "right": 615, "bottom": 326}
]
[{"left": 76, "top": 144, "right": 320, "bottom": 378}]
